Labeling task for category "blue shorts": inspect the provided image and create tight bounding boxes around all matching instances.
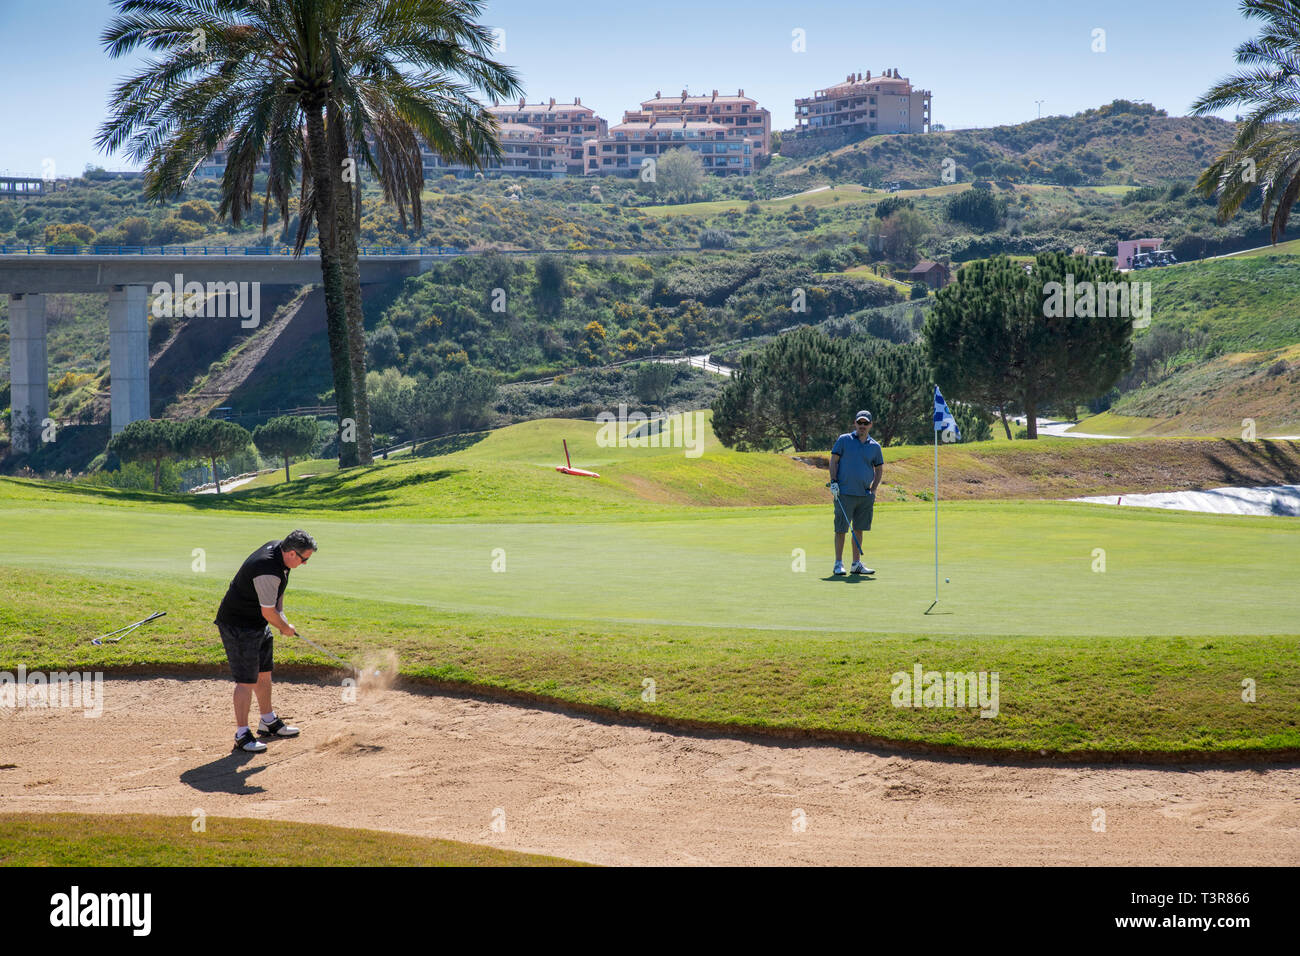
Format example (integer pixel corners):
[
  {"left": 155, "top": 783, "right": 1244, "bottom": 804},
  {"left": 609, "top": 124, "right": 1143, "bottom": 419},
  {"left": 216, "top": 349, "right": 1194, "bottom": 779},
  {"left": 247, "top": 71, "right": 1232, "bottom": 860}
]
[{"left": 833, "top": 494, "right": 874, "bottom": 533}]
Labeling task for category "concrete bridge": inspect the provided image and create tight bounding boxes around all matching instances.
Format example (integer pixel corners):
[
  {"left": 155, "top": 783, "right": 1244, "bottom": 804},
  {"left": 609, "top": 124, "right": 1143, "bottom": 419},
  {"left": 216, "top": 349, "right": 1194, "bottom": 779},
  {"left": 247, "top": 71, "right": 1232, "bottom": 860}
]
[{"left": 0, "top": 250, "right": 457, "bottom": 452}]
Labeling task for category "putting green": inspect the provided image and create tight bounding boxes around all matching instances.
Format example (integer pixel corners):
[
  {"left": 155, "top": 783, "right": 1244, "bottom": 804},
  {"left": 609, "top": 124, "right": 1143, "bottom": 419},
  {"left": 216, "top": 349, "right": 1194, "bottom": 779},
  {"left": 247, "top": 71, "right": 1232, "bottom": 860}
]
[
  {"left": 1, "top": 498, "right": 1294, "bottom": 637},
  {"left": 4, "top": 417, "right": 1297, "bottom": 753}
]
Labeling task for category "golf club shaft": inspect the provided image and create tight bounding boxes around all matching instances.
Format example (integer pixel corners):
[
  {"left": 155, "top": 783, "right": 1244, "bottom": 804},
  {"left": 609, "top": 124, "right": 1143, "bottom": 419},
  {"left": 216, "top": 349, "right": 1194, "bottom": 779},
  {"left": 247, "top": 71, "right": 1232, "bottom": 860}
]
[
  {"left": 293, "top": 631, "right": 356, "bottom": 673},
  {"left": 834, "top": 493, "right": 865, "bottom": 557},
  {"left": 95, "top": 611, "right": 165, "bottom": 641}
]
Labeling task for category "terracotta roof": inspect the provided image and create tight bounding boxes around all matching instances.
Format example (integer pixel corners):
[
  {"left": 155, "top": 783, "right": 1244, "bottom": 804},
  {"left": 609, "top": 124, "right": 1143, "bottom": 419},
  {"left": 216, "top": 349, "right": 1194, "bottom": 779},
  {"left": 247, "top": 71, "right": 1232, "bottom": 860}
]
[
  {"left": 489, "top": 102, "right": 595, "bottom": 115},
  {"left": 826, "top": 76, "right": 909, "bottom": 91},
  {"left": 610, "top": 118, "right": 739, "bottom": 134},
  {"left": 640, "top": 94, "right": 759, "bottom": 107}
]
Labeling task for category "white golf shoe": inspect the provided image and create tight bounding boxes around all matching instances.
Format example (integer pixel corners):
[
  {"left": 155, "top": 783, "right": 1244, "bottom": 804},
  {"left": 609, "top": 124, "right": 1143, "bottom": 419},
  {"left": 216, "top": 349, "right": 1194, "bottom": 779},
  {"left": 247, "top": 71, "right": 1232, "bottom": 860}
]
[
  {"left": 851, "top": 562, "right": 875, "bottom": 575},
  {"left": 258, "top": 716, "right": 300, "bottom": 737},
  {"left": 234, "top": 730, "right": 267, "bottom": 753},
  {"left": 833, "top": 561, "right": 847, "bottom": 576}
]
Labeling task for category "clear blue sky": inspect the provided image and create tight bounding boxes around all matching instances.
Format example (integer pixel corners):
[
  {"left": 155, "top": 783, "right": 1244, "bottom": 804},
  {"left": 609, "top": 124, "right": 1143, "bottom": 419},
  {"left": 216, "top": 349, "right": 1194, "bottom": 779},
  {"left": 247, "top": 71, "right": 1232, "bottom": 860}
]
[{"left": 0, "top": 0, "right": 1259, "bottom": 177}]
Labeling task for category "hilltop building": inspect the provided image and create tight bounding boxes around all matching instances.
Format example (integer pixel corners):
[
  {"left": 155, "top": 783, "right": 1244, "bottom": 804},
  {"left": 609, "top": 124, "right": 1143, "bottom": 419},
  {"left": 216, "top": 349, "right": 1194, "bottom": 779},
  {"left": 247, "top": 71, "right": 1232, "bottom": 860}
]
[
  {"left": 794, "top": 69, "right": 931, "bottom": 137},
  {"left": 583, "top": 88, "right": 766, "bottom": 177}
]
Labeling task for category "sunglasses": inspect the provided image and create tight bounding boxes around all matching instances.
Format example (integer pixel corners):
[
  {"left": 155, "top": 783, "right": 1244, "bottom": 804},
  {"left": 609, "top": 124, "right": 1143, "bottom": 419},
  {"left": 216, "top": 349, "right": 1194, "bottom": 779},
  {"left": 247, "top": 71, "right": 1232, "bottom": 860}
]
[
  {"left": 855, "top": 420, "right": 870, "bottom": 425},
  {"left": 292, "top": 550, "right": 311, "bottom": 563}
]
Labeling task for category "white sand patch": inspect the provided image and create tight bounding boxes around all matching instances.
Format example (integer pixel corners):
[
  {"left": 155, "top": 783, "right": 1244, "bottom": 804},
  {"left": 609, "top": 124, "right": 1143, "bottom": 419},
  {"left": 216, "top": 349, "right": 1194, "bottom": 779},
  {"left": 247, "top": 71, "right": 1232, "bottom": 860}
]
[{"left": 1074, "top": 484, "right": 1300, "bottom": 516}]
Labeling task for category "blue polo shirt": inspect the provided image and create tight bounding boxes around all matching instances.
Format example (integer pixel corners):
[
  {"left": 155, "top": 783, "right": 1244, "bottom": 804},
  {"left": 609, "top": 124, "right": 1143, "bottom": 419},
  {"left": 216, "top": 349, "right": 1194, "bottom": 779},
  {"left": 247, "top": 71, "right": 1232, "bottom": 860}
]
[{"left": 831, "top": 432, "right": 884, "bottom": 496}]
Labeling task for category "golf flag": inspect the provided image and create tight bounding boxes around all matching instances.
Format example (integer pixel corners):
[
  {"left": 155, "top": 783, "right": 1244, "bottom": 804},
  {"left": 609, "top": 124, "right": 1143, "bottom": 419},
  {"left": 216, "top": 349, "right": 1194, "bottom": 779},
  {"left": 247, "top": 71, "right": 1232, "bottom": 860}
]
[
  {"left": 933, "top": 385, "right": 961, "bottom": 442},
  {"left": 926, "top": 384, "right": 956, "bottom": 614}
]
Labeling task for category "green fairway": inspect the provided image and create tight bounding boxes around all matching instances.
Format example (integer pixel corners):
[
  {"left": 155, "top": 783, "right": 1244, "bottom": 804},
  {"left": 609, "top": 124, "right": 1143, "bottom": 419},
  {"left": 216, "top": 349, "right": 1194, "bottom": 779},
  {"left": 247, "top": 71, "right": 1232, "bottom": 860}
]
[
  {"left": 1221, "top": 239, "right": 1300, "bottom": 258},
  {"left": 638, "top": 184, "right": 878, "bottom": 218},
  {"left": 0, "top": 814, "right": 585, "bottom": 866},
  {"left": 2, "top": 416, "right": 1297, "bottom": 754}
]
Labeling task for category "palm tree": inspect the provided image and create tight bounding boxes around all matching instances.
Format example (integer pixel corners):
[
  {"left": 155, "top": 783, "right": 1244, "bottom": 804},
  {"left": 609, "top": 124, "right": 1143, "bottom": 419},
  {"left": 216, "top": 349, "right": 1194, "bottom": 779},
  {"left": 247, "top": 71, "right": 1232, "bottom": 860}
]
[
  {"left": 97, "top": 0, "right": 520, "bottom": 467},
  {"left": 302, "top": 0, "right": 522, "bottom": 463},
  {"left": 1193, "top": 0, "right": 1300, "bottom": 242},
  {"left": 99, "top": 0, "right": 360, "bottom": 466}
]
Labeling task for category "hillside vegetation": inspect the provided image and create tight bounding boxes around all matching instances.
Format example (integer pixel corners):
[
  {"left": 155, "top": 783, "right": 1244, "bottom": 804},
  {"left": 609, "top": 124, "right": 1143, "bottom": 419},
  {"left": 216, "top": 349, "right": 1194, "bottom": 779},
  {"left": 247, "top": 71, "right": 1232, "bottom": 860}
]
[
  {"left": 773, "top": 101, "right": 1236, "bottom": 188},
  {"left": 4, "top": 99, "right": 1300, "bottom": 463}
]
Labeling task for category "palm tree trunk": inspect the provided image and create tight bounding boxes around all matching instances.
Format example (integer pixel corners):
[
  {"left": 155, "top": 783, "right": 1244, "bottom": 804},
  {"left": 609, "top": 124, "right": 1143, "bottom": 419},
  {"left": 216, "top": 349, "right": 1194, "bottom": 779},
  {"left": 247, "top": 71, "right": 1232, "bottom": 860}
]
[
  {"left": 211, "top": 455, "right": 222, "bottom": 494},
  {"left": 328, "top": 106, "right": 373, "bottom": 465},
  {"left": 304, "top": 100, "right": 358, "bottom": 469}
]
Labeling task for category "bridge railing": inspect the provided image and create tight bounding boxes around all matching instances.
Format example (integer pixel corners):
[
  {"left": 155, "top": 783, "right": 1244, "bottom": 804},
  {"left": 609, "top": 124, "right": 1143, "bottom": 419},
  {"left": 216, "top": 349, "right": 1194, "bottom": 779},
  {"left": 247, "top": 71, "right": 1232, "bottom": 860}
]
[
  {"left": 208, "top": 404, "right": 338, "bottom": 421},
  {"left": 0, "top": 244, "right": 465, "bottom": 256}
]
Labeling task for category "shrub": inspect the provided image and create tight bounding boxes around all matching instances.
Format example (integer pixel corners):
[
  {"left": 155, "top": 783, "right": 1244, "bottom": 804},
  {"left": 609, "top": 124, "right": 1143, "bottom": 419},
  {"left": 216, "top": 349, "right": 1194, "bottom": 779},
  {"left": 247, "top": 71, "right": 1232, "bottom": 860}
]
[
  {"left": 699, "top": 228, "right": 734, "bottom": 249},
  {"left": 873, "top": 195, "right": 914, "bottom": 219},
  {"left": 43, "top": 222, "right": 96, "bottom": 246},
  {"left": 944, "top": 189, "right": 1003, "bottom": 231},
  {"left": 178, "top": 199, "right": 217, "bottom": 224},
  {"left": 154, "top": 218, "right": 206, "bottom": 244},
  {"left": 117, "top": 216, "right": 152, "bottom": 244}
]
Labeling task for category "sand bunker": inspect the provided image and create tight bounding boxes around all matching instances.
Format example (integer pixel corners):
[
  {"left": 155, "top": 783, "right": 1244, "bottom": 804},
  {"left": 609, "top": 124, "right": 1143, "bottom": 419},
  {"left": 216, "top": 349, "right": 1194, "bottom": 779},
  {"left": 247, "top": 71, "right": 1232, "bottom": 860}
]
[{"left": 2, "top": 676, "right": 1297, "bottom": 865}]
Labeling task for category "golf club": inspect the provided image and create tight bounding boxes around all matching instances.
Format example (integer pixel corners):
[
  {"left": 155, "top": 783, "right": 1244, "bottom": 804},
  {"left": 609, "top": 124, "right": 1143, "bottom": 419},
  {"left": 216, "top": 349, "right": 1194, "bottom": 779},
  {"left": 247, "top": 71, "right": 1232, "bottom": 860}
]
[
  {"left": 829, "top": 487, "right": 869, "bottom": 571},
  {"left": 294, "top": 630, "right": 380, "bottom": 678},
  {"left": 91, "top": 611, "right": 166, "bottom": 645}
]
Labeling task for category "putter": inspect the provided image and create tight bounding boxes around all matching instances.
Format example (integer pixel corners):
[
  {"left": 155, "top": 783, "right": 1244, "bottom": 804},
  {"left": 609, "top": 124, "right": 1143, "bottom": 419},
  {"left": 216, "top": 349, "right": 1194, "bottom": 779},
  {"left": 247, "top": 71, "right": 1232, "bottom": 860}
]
[{"left": 91, "top": 611, "right": 166, "bottom": 645}]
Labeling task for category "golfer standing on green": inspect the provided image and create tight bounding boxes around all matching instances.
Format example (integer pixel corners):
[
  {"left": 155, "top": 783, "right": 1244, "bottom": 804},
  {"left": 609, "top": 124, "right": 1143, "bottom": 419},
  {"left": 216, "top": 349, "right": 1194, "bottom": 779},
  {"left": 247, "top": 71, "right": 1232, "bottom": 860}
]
[{"left": 829, "top": 411, "right": 884, "bottom": 575}]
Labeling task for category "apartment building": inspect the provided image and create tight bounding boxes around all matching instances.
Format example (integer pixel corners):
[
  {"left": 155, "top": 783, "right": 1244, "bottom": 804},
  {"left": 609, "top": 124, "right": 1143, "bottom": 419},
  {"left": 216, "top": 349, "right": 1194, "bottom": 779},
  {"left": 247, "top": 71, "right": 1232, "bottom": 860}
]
[
  {"left": 194, "top": 88, "right": 770, "bottom": 181},
  {"left": 584, "top": 116, "right": 755, "bottom": 176},
  {"left": 628, "top": 89, "right": 771, "bottom": 155},
  {"left": 580, "top": 87, "right": 769, "bottom": 177},
  {"left": 794, "top": 69, "right": 931, "bottom": 136},
  {"left": 486, "top": 98, "right": 608, "bottom": 175},
  {"left": 418, "top": 123, "right": 570, "bottom": 178},
  {"left": 195, "top": 98, "right": 608, "bottom": 181},
  {"left": 196, "top": 146, "right": 268, "bottom": 180}
]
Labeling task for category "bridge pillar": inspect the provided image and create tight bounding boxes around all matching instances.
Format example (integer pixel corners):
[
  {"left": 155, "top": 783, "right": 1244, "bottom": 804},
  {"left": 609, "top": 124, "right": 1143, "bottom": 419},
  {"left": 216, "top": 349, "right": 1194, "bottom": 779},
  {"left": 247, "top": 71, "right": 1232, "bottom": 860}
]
[
  {"left": 108, "top": 284, "right": 150, "bottom": 434},
  {"left": 8, "top": 293, "right": 49, "bottom": 453}
]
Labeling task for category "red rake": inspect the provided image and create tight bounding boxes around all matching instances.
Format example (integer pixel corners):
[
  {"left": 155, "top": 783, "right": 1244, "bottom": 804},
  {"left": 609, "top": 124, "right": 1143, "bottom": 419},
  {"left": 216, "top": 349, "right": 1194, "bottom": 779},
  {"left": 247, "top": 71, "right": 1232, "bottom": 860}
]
[{"left": 555, "top": 439, "right": 600, "bottom": 478}]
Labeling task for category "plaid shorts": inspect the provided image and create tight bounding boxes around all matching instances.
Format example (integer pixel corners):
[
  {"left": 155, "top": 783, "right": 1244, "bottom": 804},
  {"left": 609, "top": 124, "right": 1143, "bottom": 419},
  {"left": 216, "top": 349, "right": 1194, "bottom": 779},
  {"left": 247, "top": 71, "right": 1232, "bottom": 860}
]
[{"left": 217, "top": 621, "right": 274, "bottom": 684}]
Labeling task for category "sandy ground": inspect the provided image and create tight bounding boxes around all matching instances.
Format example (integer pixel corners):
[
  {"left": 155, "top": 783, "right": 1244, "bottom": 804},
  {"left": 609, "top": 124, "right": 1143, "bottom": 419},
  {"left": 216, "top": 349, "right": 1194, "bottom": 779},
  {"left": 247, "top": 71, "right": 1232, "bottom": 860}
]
[
  {"left": 1037, "top": 420, "right": 1134, "bottom": 439},
  {"left": 1074, "top": 483, "right": 1300, "bottom": 516},
  {"left": 3, "top": 676, "right": 1298, "bottom": 866},
  {"left": 191, "top": 473, "right": 262, "bottom": 494}
]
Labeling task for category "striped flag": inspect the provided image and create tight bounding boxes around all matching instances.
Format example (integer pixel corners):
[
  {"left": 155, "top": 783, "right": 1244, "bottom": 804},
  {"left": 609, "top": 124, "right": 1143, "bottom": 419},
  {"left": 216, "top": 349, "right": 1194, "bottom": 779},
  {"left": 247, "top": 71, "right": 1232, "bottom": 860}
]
[{"left": 933, "top": 385, "right": 961, "bottom": 441}]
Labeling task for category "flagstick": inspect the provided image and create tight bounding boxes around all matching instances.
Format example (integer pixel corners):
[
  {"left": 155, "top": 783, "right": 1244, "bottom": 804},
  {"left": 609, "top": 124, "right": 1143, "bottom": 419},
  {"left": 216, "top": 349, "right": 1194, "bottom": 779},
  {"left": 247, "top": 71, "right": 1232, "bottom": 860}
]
[{"left": 926, "top": 418, "right": 938, "bottom": 614}]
